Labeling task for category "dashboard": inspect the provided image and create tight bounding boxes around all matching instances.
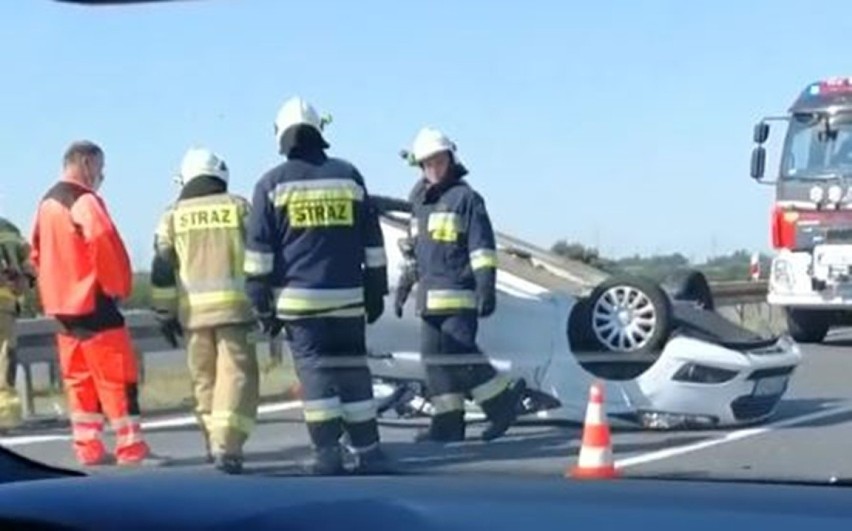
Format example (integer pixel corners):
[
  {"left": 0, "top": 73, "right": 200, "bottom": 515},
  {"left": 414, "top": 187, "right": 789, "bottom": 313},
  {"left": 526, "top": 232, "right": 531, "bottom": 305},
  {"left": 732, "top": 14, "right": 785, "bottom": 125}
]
[{"left": 0, "top": 459, "right": 850, "bottom": 530}]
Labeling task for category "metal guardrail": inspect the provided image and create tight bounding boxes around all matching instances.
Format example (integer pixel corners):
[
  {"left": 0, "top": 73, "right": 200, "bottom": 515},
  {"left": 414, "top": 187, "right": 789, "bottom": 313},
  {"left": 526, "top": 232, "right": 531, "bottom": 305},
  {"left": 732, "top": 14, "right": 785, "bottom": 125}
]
[
  {"left": 708, "top": 280, "right": 769, "bottom": 305},
  {"left": 10, "top": 280, "right": 768, "bottom": 418}
]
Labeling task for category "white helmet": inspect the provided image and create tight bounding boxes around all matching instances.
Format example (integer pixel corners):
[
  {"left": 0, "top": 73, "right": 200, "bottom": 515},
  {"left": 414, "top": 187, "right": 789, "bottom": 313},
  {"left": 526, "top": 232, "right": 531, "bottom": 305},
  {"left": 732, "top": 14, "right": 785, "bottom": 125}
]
[
  {"left": 176, "top": 147, "right": 229, "bottom": 186},
  {"left": 411, "top": 127, "right": 457, "bottom": 163},
  {"left": 274, "top": 96, "right": 328, "bottom": 154}
]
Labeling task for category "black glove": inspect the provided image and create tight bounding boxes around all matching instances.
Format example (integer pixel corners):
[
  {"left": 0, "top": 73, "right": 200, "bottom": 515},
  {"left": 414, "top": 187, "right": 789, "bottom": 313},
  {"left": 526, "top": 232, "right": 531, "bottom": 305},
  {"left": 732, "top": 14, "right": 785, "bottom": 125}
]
[
  {"left": 156, "top": 315, "right": 183, "bottom": 348},
  {"left": 365, "top": 292, "right": 384, "bottom": 324},
  {"left": 260, "top": 315, "right": 285, "bottom": 338},
  {"left": 477, "top": 288, "right": 496, "bottom": 318},
  {"left": 393, "top": 287, "right": 407, "bottom": 318}
]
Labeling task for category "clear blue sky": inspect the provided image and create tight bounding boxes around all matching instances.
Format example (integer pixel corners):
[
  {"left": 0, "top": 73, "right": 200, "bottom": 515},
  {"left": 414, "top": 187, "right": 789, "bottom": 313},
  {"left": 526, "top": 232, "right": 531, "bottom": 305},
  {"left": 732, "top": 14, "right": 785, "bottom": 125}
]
[{"left": 4, "top": 0, "right": 852, "bottom": 268}]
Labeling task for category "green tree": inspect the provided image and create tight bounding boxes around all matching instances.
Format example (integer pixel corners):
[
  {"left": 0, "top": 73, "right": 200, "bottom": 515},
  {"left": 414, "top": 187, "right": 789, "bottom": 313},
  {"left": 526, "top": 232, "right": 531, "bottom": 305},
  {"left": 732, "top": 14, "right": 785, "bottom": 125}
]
[
  {"left": 551, "top": 240, "right": 615, "bottom": 271},
  {"left": 550, "top": 239, "right": 770, "bottom": 282}
]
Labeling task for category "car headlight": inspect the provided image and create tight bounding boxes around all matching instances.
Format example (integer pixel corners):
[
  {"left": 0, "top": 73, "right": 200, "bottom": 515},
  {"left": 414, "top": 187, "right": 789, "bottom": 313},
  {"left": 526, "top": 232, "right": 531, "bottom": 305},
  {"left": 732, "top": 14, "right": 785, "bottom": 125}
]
[{"left": 672, "top": 363, "right": 739, "bottom": 384}]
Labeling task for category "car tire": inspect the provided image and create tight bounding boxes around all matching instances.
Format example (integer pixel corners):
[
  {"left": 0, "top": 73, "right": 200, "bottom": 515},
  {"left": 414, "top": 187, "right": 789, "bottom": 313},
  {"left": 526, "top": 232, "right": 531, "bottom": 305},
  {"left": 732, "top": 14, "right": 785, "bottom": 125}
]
[
  {"left": 785, "top": 308, "right": 830, "bottom": 343},
  {"left": 661, "top": 269, "right": 715, "bottom": 311},
  {"left": 584, "top": 275, "right": 673, "bottom": 354},
  {"left": 567, "top": 297, "right": 598, "bottom": 352}
]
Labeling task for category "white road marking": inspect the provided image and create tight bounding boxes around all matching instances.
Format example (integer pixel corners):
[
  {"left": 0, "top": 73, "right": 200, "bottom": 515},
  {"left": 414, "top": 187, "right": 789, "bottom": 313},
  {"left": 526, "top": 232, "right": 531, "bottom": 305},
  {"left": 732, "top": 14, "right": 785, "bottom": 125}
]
[
  {"left": 0, "top": 401, "right": 302, "bottom": 448},
  {"left": 615, "top": 402, "right": 852, "bottom": 469},
  {"left": 7, "top": 398, "right": 852, "bottom": 473}
]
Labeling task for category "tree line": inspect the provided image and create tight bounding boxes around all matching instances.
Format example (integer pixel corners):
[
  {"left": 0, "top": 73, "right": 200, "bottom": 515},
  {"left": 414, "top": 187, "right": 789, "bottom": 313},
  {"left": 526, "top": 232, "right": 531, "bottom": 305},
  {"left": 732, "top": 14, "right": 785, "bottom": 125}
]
[{"left": 550, "top": 240, "right": 771, "bottom": 282}]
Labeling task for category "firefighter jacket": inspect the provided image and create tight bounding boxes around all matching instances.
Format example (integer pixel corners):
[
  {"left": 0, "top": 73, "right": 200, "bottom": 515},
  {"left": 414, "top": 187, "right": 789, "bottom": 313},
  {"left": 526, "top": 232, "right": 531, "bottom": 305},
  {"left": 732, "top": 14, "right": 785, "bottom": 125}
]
[
  {"left": 243, "top": 149, "right": 388, "bottom": 320},
  {"left": 0, "top": 217, "right": 33, "bottom": 315},
  {"left": 150, "top": 176, "right": 254, "bottom": 330},
  {"left": 31, "top": 179, "right": 132, "bottom": 333},
  {"left": 409, "top": 167, "right": 498, "bottom": 315}
]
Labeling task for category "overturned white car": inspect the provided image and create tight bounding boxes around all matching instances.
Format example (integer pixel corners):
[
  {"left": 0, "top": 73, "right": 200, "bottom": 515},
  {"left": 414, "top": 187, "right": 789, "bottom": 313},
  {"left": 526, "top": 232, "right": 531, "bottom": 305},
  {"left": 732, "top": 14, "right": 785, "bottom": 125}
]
[{"left": 366, "top": 198, "right": 802, "bottom": 430}]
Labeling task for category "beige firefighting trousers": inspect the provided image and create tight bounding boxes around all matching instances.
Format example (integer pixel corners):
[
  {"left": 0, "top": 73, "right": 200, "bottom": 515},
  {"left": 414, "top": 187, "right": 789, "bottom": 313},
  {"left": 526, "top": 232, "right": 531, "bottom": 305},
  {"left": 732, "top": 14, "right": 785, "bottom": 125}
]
[
  {"left": 187, "top": 324, "right": 259, "bottom": 457},
  {"left": 0, "top": 311, "right": 21, "bottom": 429}
]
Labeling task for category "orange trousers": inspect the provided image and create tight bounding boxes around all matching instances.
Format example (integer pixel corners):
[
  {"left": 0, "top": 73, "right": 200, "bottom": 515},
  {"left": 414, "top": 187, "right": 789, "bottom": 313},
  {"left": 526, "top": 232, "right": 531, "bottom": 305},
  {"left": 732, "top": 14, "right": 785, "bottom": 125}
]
[{"left": 56, "top": 326, "right": 149, "bottom": 465}]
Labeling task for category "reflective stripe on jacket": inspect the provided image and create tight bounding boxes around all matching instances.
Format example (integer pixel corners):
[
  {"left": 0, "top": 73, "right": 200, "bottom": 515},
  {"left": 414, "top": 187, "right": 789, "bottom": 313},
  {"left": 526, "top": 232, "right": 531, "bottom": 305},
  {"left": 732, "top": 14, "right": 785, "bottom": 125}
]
[
  {"left": 151, "top": 181, "right": 254, "bottom": 330},
  {"left": 244, "top": 151, "right": 388, "bottom": 320},
  {"left": 409, "top": 171, "right": 497, "bottom": 315}
]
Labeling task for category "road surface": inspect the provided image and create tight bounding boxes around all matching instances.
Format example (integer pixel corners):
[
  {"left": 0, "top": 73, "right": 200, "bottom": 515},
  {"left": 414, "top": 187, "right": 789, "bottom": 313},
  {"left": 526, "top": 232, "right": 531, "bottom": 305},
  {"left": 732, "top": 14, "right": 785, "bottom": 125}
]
[{"left": 4, "top": 335, "right": 852, "bottom": 483}]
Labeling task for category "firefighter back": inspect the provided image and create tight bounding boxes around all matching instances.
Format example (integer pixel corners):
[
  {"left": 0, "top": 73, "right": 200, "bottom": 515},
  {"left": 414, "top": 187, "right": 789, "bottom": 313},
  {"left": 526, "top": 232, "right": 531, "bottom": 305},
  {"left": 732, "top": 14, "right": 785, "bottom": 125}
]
[{"left": 155, "top": 193, "right": 254, "bottom": 329}]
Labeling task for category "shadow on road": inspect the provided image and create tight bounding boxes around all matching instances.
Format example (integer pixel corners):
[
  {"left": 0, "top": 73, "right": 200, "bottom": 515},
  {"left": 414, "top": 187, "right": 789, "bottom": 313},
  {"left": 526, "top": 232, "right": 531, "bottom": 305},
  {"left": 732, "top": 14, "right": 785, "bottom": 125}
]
[
  {"left": 774, "top": 397, "right": 845, "bottom": 417},
  {"left": 147, "top": 415, "right": 287, "bottom": 436},
  {"left": 166, "top": 449, "right": 291, "bottom": 468},
  {"left": 780, "top": 410, "right": 852, "bottom": 429},
  {"left": 191, "top": 427, "right": 714, "bottom": 477},
  {"left": 771, "top": 398, "right": 852, "bottom": 429}
]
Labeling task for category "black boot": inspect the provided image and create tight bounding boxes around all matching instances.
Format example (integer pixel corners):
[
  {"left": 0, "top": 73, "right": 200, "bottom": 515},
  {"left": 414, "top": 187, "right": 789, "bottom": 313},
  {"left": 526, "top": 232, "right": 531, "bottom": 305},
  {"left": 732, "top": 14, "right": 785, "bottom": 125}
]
[
  {"left": 480, "top": 379, "right": 527, "bottom": 442},
  {"left": 309, "top": 445, "right": 346, "bottom": 476},
  {"left": 414, "top": 411, "right": 466, "bottom": 443},
  {"left": 214, "top": 454, "right": 244, "bottom": 475},
  {"left": 352, "top": 446, "right": 395, "bottom": 475}
]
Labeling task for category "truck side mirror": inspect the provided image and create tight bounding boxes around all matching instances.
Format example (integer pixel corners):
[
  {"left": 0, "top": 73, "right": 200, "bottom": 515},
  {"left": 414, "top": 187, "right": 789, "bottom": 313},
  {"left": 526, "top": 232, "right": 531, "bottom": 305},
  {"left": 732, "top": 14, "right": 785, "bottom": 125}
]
[
  {"left": 753, "top": 122, "right": 770, "bottom": 144},
  {"left": 750, "top": 146, "right": 766, "bottom": 180}
]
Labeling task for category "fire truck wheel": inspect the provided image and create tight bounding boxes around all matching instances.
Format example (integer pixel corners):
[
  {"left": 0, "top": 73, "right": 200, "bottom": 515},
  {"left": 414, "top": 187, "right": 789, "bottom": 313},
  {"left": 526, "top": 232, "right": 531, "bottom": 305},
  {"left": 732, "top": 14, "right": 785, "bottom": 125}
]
[{"left": 785, "top": 308, "right": 830, "bottom": 343}]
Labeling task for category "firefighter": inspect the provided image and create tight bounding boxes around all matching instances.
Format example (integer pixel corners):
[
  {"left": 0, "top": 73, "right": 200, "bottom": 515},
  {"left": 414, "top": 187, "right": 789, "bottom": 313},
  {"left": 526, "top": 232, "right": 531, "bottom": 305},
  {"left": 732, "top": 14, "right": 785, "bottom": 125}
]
[
  {"left": 150, "top": 147, "right": 260, "bottom": 475},
  {"left": 244, "top": 96, "right": 390, "bottom": 475},
  {"left": 30, "top": 140, "right": 162, "bottom": 466},
  {"left": 395, "top": 127, "right": 526, "bottom": 443},
  {"left": 0, "top": 217, "right": 35, "bottom": 430}
]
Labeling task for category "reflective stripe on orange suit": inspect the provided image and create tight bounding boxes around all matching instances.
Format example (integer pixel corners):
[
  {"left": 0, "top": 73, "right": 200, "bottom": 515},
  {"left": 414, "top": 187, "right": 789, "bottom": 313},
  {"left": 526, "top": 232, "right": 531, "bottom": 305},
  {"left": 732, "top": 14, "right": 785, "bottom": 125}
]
[{"left": 31, "top": 178, "right": 148, "bottom": 465}]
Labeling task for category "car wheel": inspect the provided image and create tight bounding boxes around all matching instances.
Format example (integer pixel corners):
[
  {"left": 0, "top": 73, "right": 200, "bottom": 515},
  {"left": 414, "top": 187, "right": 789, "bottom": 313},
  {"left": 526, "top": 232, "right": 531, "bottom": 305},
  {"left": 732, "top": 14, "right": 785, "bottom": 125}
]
[
  {"left": 785, "top": 308, "right": 830, "bottom": 343},
  {"left": 567, "top": 297, "right": 598, "bottom": 352},
  {"left": 585, "top": 275, "right": 673, "bottom": 354},
  {"left": 661, "top": 269, "right": 715, "bottom": 311}
]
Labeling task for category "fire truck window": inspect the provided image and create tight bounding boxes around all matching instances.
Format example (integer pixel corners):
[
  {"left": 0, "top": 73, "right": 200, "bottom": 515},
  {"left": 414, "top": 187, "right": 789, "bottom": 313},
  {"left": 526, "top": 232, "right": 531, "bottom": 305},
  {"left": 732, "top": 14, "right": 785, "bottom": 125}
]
[{"left": 831, "top": 133, "right": 852, "bottom": 166}]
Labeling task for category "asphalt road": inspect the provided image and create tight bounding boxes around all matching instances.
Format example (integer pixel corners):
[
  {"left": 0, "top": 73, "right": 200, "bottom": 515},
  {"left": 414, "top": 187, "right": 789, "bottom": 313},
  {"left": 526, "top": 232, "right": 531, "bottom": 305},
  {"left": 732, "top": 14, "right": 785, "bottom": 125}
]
[{"left": 5, "top": 334, "right": 852, "bottom": 484}]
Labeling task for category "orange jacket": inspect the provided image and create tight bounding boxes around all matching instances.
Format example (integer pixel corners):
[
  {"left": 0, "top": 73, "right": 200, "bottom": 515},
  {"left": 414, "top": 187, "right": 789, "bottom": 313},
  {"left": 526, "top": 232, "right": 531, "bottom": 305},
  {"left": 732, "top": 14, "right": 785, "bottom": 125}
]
[{"left": 31, "top": 178, "right": 132, "bottom": 317}]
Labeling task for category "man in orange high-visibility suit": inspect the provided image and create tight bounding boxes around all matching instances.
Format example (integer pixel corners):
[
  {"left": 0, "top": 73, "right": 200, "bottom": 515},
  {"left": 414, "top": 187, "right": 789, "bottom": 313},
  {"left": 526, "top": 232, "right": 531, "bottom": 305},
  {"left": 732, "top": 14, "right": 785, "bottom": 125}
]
[{"left": 30, "top": 140, "right": 165, "bottom": 467}]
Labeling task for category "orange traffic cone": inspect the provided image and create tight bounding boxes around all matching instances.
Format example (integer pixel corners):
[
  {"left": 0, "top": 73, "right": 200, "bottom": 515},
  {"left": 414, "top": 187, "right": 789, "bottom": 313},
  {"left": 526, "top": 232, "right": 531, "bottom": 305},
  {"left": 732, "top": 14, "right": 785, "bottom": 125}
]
[{"left": 568, "top": 381, "right": 618, "bottom": 479}]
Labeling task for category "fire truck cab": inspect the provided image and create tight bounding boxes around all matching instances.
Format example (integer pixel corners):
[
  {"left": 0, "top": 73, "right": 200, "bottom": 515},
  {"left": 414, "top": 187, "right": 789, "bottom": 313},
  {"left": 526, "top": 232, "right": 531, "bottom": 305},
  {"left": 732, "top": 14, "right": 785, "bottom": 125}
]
[{"left": 751, "top": 77, "right": 852, "bottom": 343}]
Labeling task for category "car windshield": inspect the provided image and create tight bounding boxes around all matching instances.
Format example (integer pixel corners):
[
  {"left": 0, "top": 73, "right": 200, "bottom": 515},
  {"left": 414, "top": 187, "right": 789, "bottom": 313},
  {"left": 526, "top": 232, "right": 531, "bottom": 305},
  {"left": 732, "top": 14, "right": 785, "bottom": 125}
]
[
  {"left": 782, "top": 112, "right": 852, "bottom": 180},
  {"left": 3, "top": 0, "right": 851, "bottom": 509}
]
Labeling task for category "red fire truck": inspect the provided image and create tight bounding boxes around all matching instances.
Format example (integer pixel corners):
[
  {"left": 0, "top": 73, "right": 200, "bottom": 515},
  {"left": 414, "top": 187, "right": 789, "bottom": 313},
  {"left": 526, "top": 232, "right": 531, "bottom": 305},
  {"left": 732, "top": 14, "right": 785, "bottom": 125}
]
[{"left": 752, "top": 77, "right": 852, "bottom": 343}]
